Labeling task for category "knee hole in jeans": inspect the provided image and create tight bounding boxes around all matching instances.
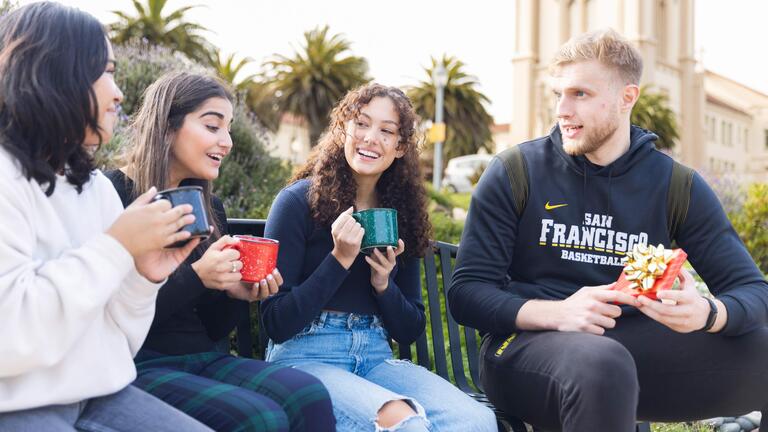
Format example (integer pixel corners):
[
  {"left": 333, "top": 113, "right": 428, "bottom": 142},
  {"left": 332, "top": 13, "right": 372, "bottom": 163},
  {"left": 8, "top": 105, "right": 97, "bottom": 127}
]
[{"left": 375, "top": 399, "right": 428, "bottom": 431}]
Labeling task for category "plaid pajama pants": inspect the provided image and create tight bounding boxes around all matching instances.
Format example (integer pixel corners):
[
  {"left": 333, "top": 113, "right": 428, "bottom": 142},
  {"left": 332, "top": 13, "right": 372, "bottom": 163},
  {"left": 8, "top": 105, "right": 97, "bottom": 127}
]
[{"left": 134, "top": 350, "right": 335, "bottom": 432}]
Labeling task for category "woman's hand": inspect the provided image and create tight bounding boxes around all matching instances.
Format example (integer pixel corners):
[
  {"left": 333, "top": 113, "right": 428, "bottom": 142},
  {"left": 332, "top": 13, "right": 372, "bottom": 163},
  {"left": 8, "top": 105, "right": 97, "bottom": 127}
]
[
  {"left": 107, "top": 187, "right": 195, "bottom": 256},
  {"left": 225, "top": 269, "right": 284, "bottom": 302},
  {"left": 330, "top": 207, "right": 364, "bottom": 269},
  {"left": 134, "top": 239, "right": 200, "bottom": 283},
  {"left": 365, "top": 239, "right": 405, "bottom": 294},
  {"left": 191, "top": 235, "right": 243, "bottom": 290}
]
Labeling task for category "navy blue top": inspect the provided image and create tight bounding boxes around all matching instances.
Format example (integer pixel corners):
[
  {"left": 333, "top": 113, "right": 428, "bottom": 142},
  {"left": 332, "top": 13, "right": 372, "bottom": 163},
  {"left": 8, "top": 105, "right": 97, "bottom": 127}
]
[
  {"left": 260, "top": 179, "right": 426, "bottom": 344},
  {"left": 449, "top": 125, "right": 768, "bottom": 337}
]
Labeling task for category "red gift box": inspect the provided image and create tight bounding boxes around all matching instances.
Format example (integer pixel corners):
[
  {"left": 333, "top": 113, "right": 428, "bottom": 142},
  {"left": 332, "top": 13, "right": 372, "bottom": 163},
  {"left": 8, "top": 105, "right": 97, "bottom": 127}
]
[{"left": 614, "top": 245, "right": 688, "bottom": 300}]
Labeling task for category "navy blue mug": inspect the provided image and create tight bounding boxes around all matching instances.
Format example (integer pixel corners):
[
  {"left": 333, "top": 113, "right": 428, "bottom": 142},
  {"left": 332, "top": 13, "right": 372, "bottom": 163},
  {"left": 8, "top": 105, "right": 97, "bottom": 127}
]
[{"left": 153, "top": 186, "right": 210, "bottom": 247}]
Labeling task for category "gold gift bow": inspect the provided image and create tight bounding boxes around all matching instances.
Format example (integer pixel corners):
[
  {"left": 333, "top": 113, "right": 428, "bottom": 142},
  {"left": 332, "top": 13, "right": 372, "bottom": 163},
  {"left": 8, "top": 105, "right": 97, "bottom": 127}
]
[{"left": 620, "top": 244, "right": 674, "bottom": 292}]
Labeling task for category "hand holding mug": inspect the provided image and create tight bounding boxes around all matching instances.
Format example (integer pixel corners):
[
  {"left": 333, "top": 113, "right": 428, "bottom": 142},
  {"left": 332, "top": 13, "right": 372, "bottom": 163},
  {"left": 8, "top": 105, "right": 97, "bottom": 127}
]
[
  {"left": 225, "top": 269, "right": 284, "bottom": 302},
  {"left": 330, "top": 207, "right": 364, "bottom": 269},
  {"left": 107, "top": 186, "right": 196, "bottom": 256},
  {"left": 191, "top": 235, "right": 243, "bottom": 290},
  {"left": 365, "top": 239, "right": 405, "bottom": 293}
]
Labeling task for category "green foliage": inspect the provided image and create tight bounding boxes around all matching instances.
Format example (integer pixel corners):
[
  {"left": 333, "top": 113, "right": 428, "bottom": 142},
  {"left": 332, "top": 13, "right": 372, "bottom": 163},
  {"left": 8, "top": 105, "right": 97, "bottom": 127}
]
[
  {"left": 109, "top": 0, "right": 214, "bottom": 64},
  {"left": 425, "top": 182, "right": 454, "bottom": 209},
  {"left": 214, "top": 103, "right": 291, "bottom": 219},
  {"left": 631, "top": 86, "right": 680, "bottom": 150},
  {"left": 113, "top": 41, "right": 204, "bottom": 116},
  {"left": 264, "top": 25, "right": 370, "bottom": 145},
  {"left": 245, "top": 80, "right": 281, "bottom": 132},
  {"left": 408, "top": 55, "right": 494, "bottom": 162},
  {"left": 728, "top": 183, "right": 768, "bottom": 273},
  {"left": 0, "top": 0, "right": 16, "bottom": 16},
  {"left": 430, "top": 212, "right": 464, "bottom": 245}
]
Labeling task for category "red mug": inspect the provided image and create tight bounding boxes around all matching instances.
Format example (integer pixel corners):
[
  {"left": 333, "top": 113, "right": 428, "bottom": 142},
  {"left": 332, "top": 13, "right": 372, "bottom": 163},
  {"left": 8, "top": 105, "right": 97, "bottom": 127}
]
[{"left": 224, "top": 235, "right": 279, "bottom": 283}]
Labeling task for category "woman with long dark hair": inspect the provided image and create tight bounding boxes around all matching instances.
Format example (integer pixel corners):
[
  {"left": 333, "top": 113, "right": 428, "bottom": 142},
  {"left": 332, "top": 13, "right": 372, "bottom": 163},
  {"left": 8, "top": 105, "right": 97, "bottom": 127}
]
[
  {"left": 107, "top": 71, "right": 335, "bottom": 432},
  {"left": 0, "top": 3, "right": 209, "bottom": 430},
  {"left": 262, "top": 83, "right": 497, "bottom": 431}
]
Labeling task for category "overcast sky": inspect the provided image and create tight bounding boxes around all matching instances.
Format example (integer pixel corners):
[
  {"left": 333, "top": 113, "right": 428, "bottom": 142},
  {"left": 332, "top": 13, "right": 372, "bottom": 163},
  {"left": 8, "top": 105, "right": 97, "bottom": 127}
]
[{"left": 27, "top": 0, "right": 768, "bottom": 123}]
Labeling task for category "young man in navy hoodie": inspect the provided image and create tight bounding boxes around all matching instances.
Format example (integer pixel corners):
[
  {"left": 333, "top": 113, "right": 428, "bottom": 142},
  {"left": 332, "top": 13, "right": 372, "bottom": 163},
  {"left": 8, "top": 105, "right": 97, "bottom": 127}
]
[{"left": 449, "top": 28, "right": 768, "bottom": 431}]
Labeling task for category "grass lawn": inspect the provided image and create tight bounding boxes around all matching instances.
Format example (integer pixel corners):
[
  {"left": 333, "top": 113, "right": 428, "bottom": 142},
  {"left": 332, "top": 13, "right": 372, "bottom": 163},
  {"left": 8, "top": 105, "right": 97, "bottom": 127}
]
[{"left": 652, "top": 423, "right": 711, "bottom": 431}]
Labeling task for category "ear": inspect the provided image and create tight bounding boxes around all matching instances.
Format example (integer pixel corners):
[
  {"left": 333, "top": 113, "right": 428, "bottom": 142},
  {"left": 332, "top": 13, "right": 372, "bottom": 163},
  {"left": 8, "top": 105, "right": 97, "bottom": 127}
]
[
  {"left": 395, "top": 143, "right": 405, "bottom": 159},
  {"left": 620, "top": 84, "right": 640, "bottom": 113}
]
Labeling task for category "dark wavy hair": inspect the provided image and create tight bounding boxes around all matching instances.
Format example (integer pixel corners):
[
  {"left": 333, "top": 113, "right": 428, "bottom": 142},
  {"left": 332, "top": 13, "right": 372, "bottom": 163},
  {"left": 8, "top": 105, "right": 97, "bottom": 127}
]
[
  {"left": 0, "top": 2, "right": 109, "bottom": 195},
  {"left": 124, "top": 71, "right": 233, "bottom": 241},
  {"left": 291, "top": 83, "right": 432, "bottom": 257}
]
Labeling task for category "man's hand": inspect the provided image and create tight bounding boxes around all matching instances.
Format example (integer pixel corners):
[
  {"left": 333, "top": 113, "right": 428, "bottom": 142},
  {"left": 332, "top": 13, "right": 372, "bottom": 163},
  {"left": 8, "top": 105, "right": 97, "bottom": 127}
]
[
  {"left": 636, "top": 270, "right": 720, "bottom": 333},
  {"left": 554, "top": 284, "right": 640, "bottom": 334},
  {"left": 516, "top": 284, "right": 639, "bottom": 334}
]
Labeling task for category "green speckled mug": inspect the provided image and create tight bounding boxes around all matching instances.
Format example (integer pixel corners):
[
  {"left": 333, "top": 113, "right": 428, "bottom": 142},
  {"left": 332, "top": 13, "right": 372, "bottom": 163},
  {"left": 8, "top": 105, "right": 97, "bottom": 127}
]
[{"left": 352, "top": 208, "right": 398, "bottom": 255}]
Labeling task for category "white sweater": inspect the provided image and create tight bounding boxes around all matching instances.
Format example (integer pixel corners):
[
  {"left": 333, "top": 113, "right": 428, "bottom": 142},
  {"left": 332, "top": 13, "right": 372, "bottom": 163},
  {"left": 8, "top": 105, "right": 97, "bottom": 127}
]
[{"left": 0, "top": 148, "right": 161, "bottom": 412}]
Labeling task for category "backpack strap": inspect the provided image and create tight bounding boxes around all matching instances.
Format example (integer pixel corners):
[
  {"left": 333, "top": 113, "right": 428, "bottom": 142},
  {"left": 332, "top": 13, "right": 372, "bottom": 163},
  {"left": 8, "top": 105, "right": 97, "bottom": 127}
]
[
  {"left": 496, "top": 146, "right": 529, "bottom": 217},
  {"left": 666, "top": 160, "right": 695, "bottom": 245}
]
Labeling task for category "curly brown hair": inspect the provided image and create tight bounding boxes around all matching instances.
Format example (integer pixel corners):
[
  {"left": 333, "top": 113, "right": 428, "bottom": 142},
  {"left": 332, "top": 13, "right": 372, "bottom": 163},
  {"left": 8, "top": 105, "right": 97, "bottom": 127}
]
[{"left": 291, "top": 83, "right": 432, "bottom": 257}]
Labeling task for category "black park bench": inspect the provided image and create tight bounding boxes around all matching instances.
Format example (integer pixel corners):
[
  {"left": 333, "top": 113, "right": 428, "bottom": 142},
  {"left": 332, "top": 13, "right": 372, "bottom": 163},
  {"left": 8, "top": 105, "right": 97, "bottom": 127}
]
[{"left": 226, "top": 218, "right": 651, "bottom": 432}]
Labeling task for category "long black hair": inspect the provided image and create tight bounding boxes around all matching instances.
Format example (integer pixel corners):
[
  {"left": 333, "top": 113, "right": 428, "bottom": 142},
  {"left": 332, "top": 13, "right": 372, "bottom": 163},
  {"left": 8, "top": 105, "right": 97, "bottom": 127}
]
[{"left": 0, "top": 2, "right": 109, "bottom": 195}]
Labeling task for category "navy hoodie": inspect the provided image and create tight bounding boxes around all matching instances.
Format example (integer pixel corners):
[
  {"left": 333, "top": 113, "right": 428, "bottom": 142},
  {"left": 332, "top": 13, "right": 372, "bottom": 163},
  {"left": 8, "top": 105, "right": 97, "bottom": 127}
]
[{"left": 449, "top": 125, "right": 768, "bottom": 337}]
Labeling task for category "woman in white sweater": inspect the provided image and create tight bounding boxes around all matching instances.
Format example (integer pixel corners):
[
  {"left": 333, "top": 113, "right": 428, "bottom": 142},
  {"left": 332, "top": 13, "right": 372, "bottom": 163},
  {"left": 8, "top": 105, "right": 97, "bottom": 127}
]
[{"left": 0, "top": 3, "right": 211, "bottom": 431}]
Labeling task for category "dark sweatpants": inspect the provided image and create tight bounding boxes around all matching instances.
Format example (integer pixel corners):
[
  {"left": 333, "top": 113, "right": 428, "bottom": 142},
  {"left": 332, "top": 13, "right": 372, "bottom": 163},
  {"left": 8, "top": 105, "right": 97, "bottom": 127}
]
[{"left": 480, "top": 314, "right": 768, "bottom": 432}]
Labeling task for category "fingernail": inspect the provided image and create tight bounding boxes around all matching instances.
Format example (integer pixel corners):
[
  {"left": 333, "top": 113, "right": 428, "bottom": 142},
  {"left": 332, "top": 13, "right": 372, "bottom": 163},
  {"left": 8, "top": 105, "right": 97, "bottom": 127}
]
[{"left": 267, "top": 274, "right": 273, "bottom": 280}]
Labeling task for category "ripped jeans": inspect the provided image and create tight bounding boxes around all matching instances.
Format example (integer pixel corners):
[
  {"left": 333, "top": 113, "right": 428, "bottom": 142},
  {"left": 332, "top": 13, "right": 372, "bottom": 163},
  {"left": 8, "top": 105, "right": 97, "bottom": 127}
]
[{"left": 266, "top": 311, "right": 496, "bottom": 432}]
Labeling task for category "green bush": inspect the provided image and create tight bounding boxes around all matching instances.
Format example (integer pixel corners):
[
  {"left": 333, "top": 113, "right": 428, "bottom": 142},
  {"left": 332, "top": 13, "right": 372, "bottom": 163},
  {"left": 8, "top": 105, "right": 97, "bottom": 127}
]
[
  {"left": 214, "top": 103, "right": 291, "bottom": 219},
  {"left": 431, "top": 211, "right": 464, "bottom": 245},
  {"left": 728, "top": 183, "right": 768, "bottom": 273},
  {"left": 113, "top": 42, "right": 205, "bottom": 117}
]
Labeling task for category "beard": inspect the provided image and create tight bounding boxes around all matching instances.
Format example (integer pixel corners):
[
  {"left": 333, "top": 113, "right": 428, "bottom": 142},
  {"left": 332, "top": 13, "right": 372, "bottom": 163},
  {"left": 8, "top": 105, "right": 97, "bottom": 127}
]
[{"left": 562, "top": 114, "right": 620, "bottom": 156}]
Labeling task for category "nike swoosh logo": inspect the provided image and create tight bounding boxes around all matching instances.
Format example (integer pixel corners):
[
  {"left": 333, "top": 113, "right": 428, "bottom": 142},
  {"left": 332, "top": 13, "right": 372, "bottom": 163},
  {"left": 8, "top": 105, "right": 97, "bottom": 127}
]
[{"left": 545, "top": 201, "right": 568, "bottom": 210}]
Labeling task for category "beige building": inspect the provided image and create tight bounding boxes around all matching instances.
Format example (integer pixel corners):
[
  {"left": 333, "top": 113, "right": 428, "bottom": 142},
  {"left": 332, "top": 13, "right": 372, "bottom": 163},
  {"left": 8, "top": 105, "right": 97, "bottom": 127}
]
[
  {"left": 266, "top": 113, "right": 312, "bottom": 165},
  {"left": 506, "top": 0, "right": 768, "bottom": 183}
]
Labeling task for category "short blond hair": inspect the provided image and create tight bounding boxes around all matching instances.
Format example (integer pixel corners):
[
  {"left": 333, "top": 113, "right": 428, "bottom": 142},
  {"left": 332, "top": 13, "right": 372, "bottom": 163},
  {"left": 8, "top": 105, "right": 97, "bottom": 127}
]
[{"left": 550, "top": 28, "right": 643, "bottom": 85}]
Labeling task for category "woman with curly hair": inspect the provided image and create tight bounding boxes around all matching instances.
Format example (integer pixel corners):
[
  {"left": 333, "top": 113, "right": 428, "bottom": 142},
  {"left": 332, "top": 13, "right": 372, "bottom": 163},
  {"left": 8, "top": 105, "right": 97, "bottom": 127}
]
[{"left": 262, "top": 83, "right": 496, "bottom": 431}]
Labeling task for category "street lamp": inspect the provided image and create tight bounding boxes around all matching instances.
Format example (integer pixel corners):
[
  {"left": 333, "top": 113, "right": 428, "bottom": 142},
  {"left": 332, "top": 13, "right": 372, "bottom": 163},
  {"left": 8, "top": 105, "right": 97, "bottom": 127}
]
[{"left": 431, "top": 63, "right": 448, "bottom": 190}]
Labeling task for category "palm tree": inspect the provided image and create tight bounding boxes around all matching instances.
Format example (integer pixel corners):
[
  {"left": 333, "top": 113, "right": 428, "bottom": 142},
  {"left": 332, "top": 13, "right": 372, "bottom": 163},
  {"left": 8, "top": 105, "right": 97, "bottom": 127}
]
[
  {"left": 631, "top": 85, "right": 680, "bottom": 150},
  {"left": 408, "top": 55, "right": 494, "bottom": 162},
  {"left": 264, "top": 25, "right": 369, "bottom": 146},
  {"left": 245, "top": 80, "right": 281, "bottom": 132},
  {"left": 109, "top": 0, "right": 213, "bottom": 64},
  {"left": 211, "top": 50, "right": 256, "bottom": 92}
]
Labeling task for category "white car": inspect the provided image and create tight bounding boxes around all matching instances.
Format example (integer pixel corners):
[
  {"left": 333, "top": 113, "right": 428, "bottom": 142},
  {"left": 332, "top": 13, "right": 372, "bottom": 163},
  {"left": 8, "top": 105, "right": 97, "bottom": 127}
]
[{"left": 441, "top": 154, "right": 493, "bottom": 193}]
